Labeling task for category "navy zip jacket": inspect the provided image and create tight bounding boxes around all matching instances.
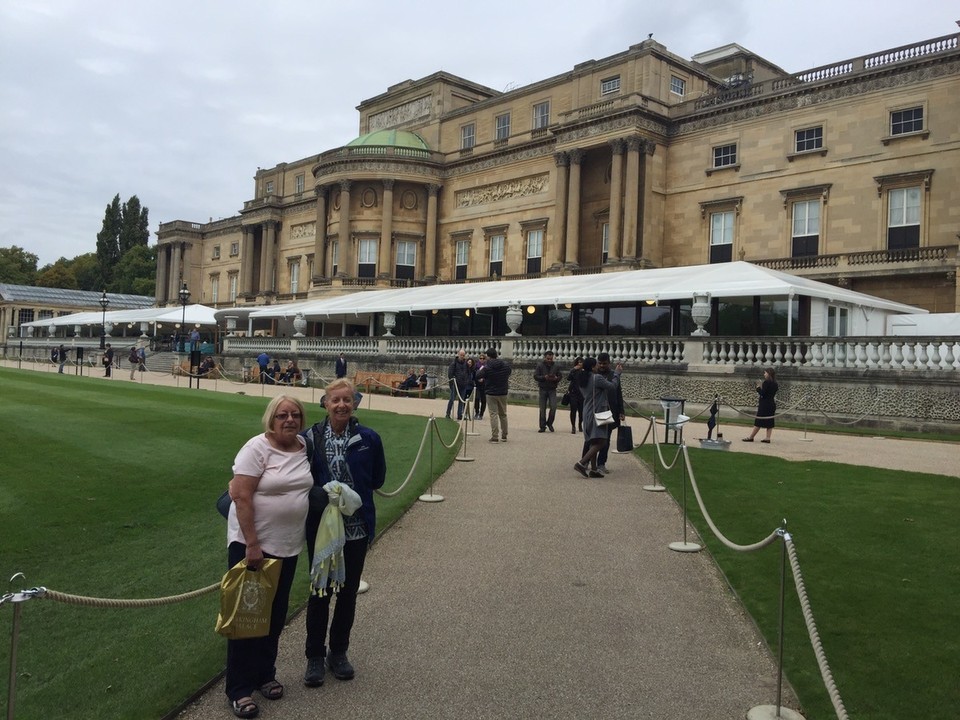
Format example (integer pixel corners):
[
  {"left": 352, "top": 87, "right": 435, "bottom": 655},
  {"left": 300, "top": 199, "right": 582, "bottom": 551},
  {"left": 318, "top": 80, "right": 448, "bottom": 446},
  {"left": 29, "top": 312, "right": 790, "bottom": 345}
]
[{"left": 302, "top": 417, "right": 386, "bottom": 545}]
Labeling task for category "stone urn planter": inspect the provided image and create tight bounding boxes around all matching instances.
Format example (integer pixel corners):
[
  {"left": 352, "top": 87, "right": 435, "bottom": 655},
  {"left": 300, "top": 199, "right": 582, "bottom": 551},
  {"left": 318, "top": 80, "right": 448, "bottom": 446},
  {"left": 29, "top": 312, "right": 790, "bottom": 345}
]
[
  {"left": 505, "top": 304, "right": 523, "bottom": 336},
  {"left": 382, "top": 312, "right": 396, "bottom": 337},
  {"left": 690, "top": 293, "right": 711, "bottom": 336},
  {"left": 293, "top": 312, "right": 307, "bottom": 338}
]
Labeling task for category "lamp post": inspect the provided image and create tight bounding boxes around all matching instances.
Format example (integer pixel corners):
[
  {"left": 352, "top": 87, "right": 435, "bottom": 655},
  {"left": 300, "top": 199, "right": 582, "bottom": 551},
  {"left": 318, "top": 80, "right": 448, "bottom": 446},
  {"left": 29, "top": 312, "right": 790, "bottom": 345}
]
[
  {"left": 178, "top": 282, "right": 191, "bottom": 353},
  {"left": 98, "top": 290, "right": 109, "bottom": 349}
]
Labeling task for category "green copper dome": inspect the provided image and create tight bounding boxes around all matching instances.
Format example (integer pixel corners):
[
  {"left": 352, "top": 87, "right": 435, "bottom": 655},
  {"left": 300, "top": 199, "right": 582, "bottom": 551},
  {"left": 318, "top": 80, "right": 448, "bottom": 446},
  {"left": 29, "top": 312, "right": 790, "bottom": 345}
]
[{"left": 346, "top": 129, "right": 430, "bottom": 150}]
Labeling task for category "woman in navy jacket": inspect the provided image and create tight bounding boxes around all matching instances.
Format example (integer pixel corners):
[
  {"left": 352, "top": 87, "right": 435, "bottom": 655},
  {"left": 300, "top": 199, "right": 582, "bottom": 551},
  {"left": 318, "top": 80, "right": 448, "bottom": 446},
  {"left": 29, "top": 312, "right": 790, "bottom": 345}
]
[{"left": 301, "top": 379, "right": 386, "bottom": 686}]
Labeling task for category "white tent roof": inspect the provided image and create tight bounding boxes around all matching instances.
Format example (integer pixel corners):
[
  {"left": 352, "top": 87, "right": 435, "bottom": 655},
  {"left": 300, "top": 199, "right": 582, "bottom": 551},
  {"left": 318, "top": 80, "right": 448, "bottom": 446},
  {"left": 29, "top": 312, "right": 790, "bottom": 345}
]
[
  {"left": 249, "top": 261, "right": 925, "bottom": 320},
  {"left": 21, "top": 304, "right": 220, "bottom": 329}
]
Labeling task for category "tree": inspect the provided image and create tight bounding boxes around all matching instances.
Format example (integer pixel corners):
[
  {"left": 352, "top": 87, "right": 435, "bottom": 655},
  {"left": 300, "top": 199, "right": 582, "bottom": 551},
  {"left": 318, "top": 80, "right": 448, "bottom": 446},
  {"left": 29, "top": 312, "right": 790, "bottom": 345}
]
[
  {"left": 71, "top": 253, "right": 100, "bottom": 291},
  {"left": 36, "top": 258, "right": 78, "bottom": 289},
  {"left": 0, "top": 245, "right": 38, "bottom": 285},
  {"left": 119, "top": 195, "right": 150, "bottom": 255},
  {"left": 109, "top": 244, "right": 156, "bottom": 296},
  {"left": 96, "top": 194, "right": 123, "bottom": 287}
]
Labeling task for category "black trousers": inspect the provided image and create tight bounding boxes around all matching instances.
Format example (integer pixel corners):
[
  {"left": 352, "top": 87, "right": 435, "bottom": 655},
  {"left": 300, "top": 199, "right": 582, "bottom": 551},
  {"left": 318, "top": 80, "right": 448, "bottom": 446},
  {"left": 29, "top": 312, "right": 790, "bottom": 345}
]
[
  {"left": 305, "top": 537, "right": 368, "bottom": 659},
  {"left": 224, "top": 543, "right": 298, "bottom": 701}
]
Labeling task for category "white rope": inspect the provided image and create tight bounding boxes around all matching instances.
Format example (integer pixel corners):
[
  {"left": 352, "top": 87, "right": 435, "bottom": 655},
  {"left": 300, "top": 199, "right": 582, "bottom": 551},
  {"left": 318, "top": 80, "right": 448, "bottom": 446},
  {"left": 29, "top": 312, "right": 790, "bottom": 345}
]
[{"left": 374, "top": 418, "right": 436, "bottom": 498}]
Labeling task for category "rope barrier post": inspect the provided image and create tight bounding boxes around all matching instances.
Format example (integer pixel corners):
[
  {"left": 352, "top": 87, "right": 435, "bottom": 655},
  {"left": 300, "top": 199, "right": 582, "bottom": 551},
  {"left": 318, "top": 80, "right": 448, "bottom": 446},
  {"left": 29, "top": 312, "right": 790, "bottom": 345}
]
[
  {"left": 747, "top": 526, "right": 807, "bottom": 720},
  {"left": 454, "top": 415, "right": 474, "bottom": 463},
  {"left": 643, "top": 415, "right": 666, "bottom": 493},
  {"left": 668, "top": 444, "right": 702, "bottom": 553},
  {"left": 465, "top": 398, "right": 479, "bottom": 436},
  {"left": 420, "top": 417, "right": 444, "bottom": 503},
  {"left": 800, "top": 401, "right": 813, "bottom": 443},
  {"left": 3, "top": 572, "right": 29, "bottom": 720}
]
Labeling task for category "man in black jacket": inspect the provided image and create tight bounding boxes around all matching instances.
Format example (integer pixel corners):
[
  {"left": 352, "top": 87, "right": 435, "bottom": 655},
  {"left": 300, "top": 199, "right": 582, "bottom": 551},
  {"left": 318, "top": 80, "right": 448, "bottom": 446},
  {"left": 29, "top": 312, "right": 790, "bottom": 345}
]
[
  {"left": 592, "top": 352, "right": 625, "bottom": 474},
  {"left": 445, "top": 349, "right": 472, "bottom": 420},
  {"left": 533, "top": 350, "right": 561, "bottom": 432},
  {"left": 476, "top": 347, "right": 512, "bottom": 442}
]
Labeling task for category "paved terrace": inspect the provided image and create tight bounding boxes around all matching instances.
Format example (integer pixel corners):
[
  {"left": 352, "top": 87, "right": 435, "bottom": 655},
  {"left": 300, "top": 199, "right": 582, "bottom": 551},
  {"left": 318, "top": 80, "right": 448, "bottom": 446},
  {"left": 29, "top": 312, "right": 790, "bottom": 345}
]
[{"left": 5, "top": 361, "right": 958, "bottom": 719}]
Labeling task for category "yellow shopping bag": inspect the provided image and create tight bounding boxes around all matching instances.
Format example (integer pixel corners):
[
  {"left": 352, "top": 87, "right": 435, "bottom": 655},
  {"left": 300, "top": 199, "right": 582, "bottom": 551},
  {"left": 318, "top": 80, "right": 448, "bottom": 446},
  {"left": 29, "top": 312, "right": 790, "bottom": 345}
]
[{"left": 215, "top": 559, "right": 281, "bottom": 639}]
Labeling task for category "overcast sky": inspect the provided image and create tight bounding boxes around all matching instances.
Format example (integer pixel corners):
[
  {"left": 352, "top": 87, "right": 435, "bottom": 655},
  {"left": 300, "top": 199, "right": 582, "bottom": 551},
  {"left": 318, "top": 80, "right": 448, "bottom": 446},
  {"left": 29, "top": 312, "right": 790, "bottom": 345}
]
[{"left": 1, "top": 1, "right": 954, "bottom": 268}]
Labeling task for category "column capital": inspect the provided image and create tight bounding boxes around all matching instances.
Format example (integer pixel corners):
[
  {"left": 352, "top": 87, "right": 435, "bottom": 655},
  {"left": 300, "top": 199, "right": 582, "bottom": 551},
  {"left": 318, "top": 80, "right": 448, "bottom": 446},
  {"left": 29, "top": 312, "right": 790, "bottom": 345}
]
[
  {"left": 568, "top": 148, "right": 585, "bottom": 164},
  {"left": 627, "top": 136, "right": 644, "bottom": 153},
  {"left": 644, "top": 140, "right": 657, "bottom": 156},
  {"left": 427, "top": 184, "right": 441, "bottom": 197},
  {"left": 314, "top": 185, "right": 327, "bottom": 199},
  {"left": 609, "top": 138, "right": 626, "bottom": 155},
  {"left": 554, "top": 151, "right": 569, "bottom": 167},
  {"left": 382, "top": 178, "right": 395, "bottom": 191},
  {"left": 340, "top": 179, "right": 353, "bottom": 192}
]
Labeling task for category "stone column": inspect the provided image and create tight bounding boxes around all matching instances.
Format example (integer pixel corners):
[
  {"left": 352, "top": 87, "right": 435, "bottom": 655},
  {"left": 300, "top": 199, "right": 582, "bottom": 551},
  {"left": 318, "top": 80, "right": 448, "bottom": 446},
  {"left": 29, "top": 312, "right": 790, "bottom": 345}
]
[
  {"left": 639, "top": 140, "right": 658, "bottom": 263},
  {"left": 378, "top": 179, "right": 395, "bottom": 278},
  {"left": 313, "top": 186, "right": 327, "bottom": 279},
  {"left": 425, "top": 184, "right": 440, "bottom": 280},
  {"left": 607, "top": 139, "right": 625, "bottom": 262},
  {"left": 155, "top": 245, "right": 168, "bottom": 304},
  {"left": 338, "top": 180, "right": 353, "bottom": 278},
  {"left": 169, "top": 243, "right": 182, "bottom": 300},
  {"left": 241, "top": 226, "right": 254, "bottom": 295},
  {"left": 551, "top": 152, "right": 569, "bottom": 270},
  {"left": 622, "top": 136, "right": 642, "bottom": 261},
  {"left": 564, "top": 149, "right": 584, "bottom": 266},
  {"left": 262, "top": 221, "right": 277, "bottom": 293}
]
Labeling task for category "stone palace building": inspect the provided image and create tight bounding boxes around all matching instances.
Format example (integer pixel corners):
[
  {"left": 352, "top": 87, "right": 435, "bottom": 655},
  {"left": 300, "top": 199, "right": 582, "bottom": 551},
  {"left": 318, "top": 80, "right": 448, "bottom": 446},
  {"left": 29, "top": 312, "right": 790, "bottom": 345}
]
[{"left": 155, "top": 30, "right": 960, "bottom": 333}]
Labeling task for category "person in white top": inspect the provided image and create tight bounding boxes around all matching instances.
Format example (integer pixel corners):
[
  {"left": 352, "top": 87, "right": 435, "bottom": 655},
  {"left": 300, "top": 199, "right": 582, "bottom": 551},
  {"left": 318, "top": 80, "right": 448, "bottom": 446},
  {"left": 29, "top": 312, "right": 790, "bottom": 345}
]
[{"left": 224, "top": 394, "right": 312, "bottom": 719}]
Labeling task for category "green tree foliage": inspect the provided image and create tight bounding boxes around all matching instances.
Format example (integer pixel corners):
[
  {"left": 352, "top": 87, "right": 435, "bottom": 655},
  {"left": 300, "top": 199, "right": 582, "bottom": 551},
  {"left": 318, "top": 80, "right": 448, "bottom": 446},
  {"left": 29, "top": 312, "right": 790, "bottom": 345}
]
[
  {"left": 109, "top": 244, "right": 156, "bottom": 296},
  {"left": 96, "top": 194, "right": 123, "bottom": 287},
  {"left": 119, "top": 195, "right": 150, "bottom": 255},
  {"left": 0, "top": 245, "right": 39, "bottom": 285},
  {"left": 36, "top": 259, "right": 78, "bottom": 289},
  {"left": 71, "top": 253, "right": 100, "bottom": 291}
]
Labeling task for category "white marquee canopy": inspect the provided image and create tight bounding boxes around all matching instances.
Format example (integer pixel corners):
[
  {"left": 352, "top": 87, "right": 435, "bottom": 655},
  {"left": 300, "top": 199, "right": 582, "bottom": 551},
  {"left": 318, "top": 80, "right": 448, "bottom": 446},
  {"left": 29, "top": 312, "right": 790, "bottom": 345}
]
[{"left": 21, "top": 304, "right": 219, "bottom": 330}]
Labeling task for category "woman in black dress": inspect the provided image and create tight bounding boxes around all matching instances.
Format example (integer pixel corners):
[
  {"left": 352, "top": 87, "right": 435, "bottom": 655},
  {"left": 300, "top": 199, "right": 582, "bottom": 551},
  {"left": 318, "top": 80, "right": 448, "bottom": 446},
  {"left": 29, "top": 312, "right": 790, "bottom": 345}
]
[{"left": 743, "top": 368, "right": 778, "bottom": 443}]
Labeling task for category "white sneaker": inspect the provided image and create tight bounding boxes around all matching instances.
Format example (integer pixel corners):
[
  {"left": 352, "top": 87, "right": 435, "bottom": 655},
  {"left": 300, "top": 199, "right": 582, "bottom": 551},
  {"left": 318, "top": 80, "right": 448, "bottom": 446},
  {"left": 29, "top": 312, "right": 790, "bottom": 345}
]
[{"left": 597, "top": 465, "right": 610, "bottom": 475}]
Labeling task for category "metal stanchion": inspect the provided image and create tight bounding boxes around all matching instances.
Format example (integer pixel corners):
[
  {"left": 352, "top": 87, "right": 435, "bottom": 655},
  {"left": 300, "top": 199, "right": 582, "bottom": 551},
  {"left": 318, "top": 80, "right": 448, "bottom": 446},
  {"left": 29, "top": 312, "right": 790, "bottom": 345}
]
[
  {"left": 454, "top": 415, "right": 474, "bottom": 463},
  {"left": 420, "top": 417, "right": 444, "bottom": 503},
  {"left": 668, "top": 444, "right": 702, "bottom": 553},
  {"left": 465, "top": 399, "right": 479, "bottom": 436},
  {"left": 643, "top": 416, "right": 666, "bottom": 492},
  {"left": 4, "top": 572, "right": 26, "bottom": 720},
  {"left": 747, "top": 525, "right": 806, "bottom": 720}
]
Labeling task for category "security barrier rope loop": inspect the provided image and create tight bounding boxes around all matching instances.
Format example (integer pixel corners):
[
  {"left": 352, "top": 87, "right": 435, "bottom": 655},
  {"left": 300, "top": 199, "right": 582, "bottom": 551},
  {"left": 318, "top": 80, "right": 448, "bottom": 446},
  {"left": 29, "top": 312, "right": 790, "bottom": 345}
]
[
  {"left": 785, "top": 535, "right": 850, "bottom": 720},
  {"left": 431, "top": 415, "right": 464, "bottom": 450},
  {"left": 2, "top": 583, "right": 220, "bottom": 609},
  {"left": 375, "top": 417, "right": 435, "bottom": 498}
]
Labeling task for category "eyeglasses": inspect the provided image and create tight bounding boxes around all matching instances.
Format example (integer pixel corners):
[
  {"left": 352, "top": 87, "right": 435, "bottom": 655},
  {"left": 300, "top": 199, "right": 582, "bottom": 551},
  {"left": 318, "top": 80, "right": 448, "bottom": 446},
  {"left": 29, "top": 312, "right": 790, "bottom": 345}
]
[{"left": 274, "top": 412, "right": 302, "bottom": 421}]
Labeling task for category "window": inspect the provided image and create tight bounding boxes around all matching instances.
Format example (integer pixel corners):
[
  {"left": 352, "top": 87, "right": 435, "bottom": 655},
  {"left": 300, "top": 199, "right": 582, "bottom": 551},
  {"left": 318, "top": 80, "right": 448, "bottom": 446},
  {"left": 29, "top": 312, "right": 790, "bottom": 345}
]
[
  {"left": 229, "top": 274, "right": 238, "bottom": 302},
  {"left": 791, "top": 200, "right": 820, "bottom": 257},
  {"left": 887, "top": 186, "right": 921, "bottom": 250},
  {"left": 532, "top": 101, "right": 550, "bottom": 130},
  {"left": 265, "top": 181, "right": 274, "bottom": 194},
  {"left": 289, "top": 261, "right": 300, "bottom": 294},
  {"left": 461, "top": 123, "right": 476, "bottom": 150},
  {"left": 713, "top": 143, "right": 737, "bottom": 169},
  {"left": 489, "top": 233, "right": 504, "bottom": 277},
  {"left": 670, "top": 76, "right": 686, "bottom": 97},
  {"left": 600, "top": 76, "right": 620, "bottom": 95},
  {"left": 495, "top": 113, "right": 510, "bottom": 142},
  {"left": 295, "top": 174, "right": 305, "bottom": 194},
  {"left": 210, "top": 276, "right": 219, "bottom": 304},
  {"left": 212, "top": 245, "right": 221, "bottom": 260},
  {"left": 455, "top": 239, "right": 469, "bottom": 281},
  {"left": 601, "top": 222, "right": 610, "bottom": 264},
  {"left": 358, "top": 238, "right": 377, "bottom": 278},
  {"left": 331, "top": 240, "right": 339, "bottom": 276},
  {"left": 230, "top": 242, "right": 239, "bottom": 257},
  {"left": 709, "top": 211, "right": 734, "bottom": 263},
  {"left": 795, "top": 126, "right": 823, "bottom": 153},
  {"left": 891, "top": 107, "right": 923, "bottom": 136},
  {"left": 395, "top": 240, "right": 416, "bottom": 281},
  {"left": 827, "top": 306, "right": 849, "bottom": 337},
  {"left": 526, "top": 229, "right": 543, "bottom": 274}
]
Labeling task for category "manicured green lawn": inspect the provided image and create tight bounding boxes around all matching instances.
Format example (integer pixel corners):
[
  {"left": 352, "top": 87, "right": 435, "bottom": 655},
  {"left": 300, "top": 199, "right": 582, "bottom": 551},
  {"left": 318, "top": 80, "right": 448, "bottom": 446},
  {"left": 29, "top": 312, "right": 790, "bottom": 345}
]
[
  {"left": 0, "top": 368, "right": 457, "bottom": 719},
  {"left": 637, "top": 444, "right": 960, "bottom": 720}
]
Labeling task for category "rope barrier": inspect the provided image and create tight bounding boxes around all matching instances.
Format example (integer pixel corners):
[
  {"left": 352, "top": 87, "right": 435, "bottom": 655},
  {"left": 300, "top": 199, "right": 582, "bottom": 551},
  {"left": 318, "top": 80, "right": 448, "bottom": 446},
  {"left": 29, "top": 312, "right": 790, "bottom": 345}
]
[
  {"left": 1, "top": 583, "right": 219, "bottom": 609},
  {"left": 374, "top": 417, "right": 436, "bottom": 498}
]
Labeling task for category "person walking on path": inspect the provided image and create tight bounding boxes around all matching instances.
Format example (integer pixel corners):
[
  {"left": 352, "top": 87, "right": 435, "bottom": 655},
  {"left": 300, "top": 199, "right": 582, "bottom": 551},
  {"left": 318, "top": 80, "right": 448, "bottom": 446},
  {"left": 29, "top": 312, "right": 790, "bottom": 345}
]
[
  {"left": 566, "top": 356, "right": 585, "bottom": 434},
  {"left": 56, "top": 344, "right": 68, "bottom": 373},
  {"left": 334, "top": 353, "right": 348, "bottom": 379},
  {"left": 534, "top": 350, "right": 562, "bottom": 432},
  {"left": 224, "top": 394, "right": 312, "bottom": 719},
  {"left": 575, "top": 357, "right": 622, "bottom": 478},
  {"left": 743, "top": 368, "right": 779, "bottom": 443},
  {"left": 445, "top": 349, "right": 472, "bottom": 420},
  {"left": 476, "top": 347, "right": 511, "bottom": 442},
  {"left": 302, "top": 379, "right": 386, "bottom": 687},
  {"left": 128, "top": 346, "right": 140, "bottom": 380},
  {"left": 473, "top": 355, "right": 487, "bottom": 420},
  {"left": 256, "top": 351, "right": 270, "bottom": 384},
  {"left": 588, "top": 352, "right": 624, "bottom": 475}
]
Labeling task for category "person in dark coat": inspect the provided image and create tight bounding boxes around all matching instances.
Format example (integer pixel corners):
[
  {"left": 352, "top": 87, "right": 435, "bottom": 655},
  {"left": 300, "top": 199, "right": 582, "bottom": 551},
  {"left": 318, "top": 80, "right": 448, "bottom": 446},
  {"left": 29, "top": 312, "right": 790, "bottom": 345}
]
[
  {"left": 476, "top": 347, "right": 512, "bottom": 442},
  {"left": 586, "top": 352, "right": 624, "bottom": 474},
  {"left": 744, "top": 368, "right": 779, "bottom": 443},
  {"left": 566, "top": 357, "right": 585, "bottom": 433},
  {"left": 334, "top": 353, "right": 348, "bottom": 379},
  {"left": 445, "top": 349, "right": 472, "bottom": 420}
]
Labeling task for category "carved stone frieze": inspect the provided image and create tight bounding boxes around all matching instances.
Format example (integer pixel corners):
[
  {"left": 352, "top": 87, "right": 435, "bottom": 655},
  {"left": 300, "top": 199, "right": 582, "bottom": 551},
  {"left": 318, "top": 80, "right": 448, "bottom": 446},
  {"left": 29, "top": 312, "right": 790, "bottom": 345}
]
[
  {"left": 455, "top": 174, "right": 550, "bottom": 208},
  {"left": 290, "top": 222, "right": 316, "bottom": 240},
  {"left": 368, "top": 96, "right": 432, "bottom": 132}
]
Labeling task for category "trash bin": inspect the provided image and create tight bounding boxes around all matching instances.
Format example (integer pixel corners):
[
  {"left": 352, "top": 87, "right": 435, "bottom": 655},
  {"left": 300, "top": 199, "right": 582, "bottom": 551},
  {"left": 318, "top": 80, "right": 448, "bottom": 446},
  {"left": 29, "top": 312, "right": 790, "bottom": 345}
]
[
  {"left": 659, "top": 396, "right": 688, "bottom": 444},
  {"left": 302, "top": 368, "right": 311, "bottom": 387}
]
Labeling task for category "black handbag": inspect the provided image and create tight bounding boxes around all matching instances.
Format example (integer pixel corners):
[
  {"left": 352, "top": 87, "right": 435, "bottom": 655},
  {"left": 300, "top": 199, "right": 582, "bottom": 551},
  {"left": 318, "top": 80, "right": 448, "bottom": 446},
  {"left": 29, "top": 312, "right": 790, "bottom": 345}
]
[
  {"left": 216, "top": 490, "right": 231, "bottom": 518},
  {"left": 560, "top": 391, "right": 571, "bottom": 406},
  {"left": 616, "top": 424, "right": 634, "bottom": 453}
]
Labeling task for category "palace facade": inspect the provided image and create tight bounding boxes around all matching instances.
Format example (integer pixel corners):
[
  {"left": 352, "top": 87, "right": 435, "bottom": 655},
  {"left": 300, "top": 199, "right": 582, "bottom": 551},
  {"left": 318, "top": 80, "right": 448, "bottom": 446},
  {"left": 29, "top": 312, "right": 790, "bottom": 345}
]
[{"left": 156, "top": 32, "right": 960, "bottom": 326}]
